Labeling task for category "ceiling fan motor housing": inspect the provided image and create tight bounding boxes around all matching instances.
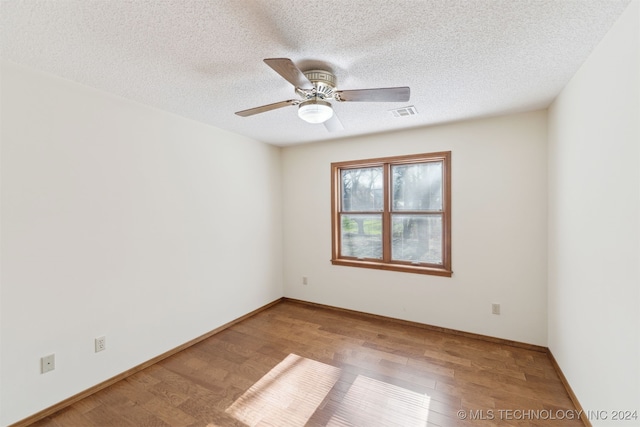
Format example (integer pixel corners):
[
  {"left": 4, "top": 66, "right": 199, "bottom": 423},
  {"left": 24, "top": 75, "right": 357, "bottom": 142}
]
[{"left": 297, "top": 70, "right": 336, "bottom": 100}]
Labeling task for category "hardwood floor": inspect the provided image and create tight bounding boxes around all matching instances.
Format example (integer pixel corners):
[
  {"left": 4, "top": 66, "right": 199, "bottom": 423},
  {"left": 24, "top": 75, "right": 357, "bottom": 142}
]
[{"left": 29, "top": 300, "right": 584, "bottom": 427}]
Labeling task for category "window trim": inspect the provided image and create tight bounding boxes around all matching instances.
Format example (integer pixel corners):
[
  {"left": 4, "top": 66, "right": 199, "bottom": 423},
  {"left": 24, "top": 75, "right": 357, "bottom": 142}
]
[{"left": 331, "top": 151, "right": 452, "bottom": 277}]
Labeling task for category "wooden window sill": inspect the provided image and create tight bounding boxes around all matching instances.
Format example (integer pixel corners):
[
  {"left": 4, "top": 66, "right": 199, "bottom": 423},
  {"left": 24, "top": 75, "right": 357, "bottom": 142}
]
[{"left": 331, "top": 259, "right": 452, "bottom": 277}]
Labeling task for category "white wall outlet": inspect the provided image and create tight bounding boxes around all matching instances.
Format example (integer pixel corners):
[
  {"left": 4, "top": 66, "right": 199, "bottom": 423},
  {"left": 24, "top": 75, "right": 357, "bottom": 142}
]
[
  {"left": 302, "top": 276, "right": 308, "bottom": 285},
  {"left": 492, "top": 303, "right": 501, "bottom": 315},
  {"left": 41, "top": 354, "right": 55, "bottom": 373},
  {"left": 95, "top": 336, "right": 106, "bottom": 353}
]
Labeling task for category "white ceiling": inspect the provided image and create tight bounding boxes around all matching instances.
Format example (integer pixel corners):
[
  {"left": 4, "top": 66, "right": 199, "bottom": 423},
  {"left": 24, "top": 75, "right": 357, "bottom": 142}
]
[{"left": 1, "top": 0, "right": 631, "bottom": 146}]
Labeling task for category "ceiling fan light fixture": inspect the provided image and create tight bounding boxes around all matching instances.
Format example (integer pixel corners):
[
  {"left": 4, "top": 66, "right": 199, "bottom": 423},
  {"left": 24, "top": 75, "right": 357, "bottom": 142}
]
[{"left": 298, "top": 100, "right": 333, "bottom": 124}]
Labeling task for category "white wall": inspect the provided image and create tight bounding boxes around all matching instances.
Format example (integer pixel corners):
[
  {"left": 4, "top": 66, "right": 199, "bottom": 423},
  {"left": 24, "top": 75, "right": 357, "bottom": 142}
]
[
  {"left": 548, "top": 1, "right": 640, "bottom": 425},
  {"left": 0, "top": 61, "right": 283, "bottom": 426},
  {"left": 282, "top": 111, "right": 548, "bottom": 346}
]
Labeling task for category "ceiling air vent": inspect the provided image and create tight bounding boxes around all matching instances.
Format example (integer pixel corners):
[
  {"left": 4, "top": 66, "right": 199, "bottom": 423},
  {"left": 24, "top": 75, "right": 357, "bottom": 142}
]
[{"left": 389, "top": 105, "right": 418, "bottom": 118}]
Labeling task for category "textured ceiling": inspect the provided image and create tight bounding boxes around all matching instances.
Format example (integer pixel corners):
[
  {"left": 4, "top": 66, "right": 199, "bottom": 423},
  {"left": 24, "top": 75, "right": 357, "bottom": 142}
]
[{"left": 1, "top": 0, "right": 631, "bottom": 146}]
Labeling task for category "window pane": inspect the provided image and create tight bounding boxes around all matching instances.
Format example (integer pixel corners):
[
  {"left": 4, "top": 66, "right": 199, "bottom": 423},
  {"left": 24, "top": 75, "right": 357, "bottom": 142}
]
[
  {"left": 392, "top": 162, "right": 442, "bottom": 211},
  {"left": 340, "top": 214, "right": 383, "bottom": 259},
  {"left": 341, "top": 167, "right": 383, "bottom": 212},
  {"left": 391, "top": 214, "right": 442, "bottom": 264}
]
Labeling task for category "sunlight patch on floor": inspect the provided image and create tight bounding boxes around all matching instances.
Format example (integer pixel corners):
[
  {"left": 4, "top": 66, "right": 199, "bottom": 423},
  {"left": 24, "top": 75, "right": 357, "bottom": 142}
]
[
  {"left": 327, "top": 375, "right": 431, "bottom": 427},
  {"left": 225, "top": 353, "right": 341, "bottom": 426}
]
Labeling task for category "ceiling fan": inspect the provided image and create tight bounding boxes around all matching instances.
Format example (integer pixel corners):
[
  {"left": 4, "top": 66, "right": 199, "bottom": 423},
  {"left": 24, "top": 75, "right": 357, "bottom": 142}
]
[{"left": 235, "top": 58, "right": 410, "bottom": 131}]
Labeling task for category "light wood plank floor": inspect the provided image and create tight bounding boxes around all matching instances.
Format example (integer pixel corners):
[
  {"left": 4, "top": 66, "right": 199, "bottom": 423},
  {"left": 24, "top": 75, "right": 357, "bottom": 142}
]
[{"left": 29, "top": 300, "right": 583, "bottom": 427}]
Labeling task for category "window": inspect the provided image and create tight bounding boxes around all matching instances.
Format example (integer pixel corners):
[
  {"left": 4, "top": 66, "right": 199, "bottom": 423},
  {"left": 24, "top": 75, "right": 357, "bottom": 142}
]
[{"left": 331, "top": 152, "right": 451, "bottom": 276}]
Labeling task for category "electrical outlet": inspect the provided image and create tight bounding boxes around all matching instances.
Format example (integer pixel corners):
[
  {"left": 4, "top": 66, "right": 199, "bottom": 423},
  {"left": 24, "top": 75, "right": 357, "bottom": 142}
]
[
  {"left": 41, "top": 354, "right": 55, "bottom": 374},
  {"left": 492, "top": 303, "right": 501, "bottom": 315},
  {"left": 302, "top": 276, "right": 308, "bottom": 285},
  {"left": 95, "top": 336, "right": 106, "bottom": 353}
]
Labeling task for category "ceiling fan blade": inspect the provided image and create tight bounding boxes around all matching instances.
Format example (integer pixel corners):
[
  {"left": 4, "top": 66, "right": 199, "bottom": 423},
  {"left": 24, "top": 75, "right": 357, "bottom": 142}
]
[
  {"left": 335, "top": 87, "right": 410, "bottom": 102},
  {"left": 235, "top": 99, "right": 298, "bottom": 117},
  {"left": 264, "top": 58, "right": 314, "bottom": 90},
  {"left": 324, "top": 111, "right": 344, "bottom": 132}
]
